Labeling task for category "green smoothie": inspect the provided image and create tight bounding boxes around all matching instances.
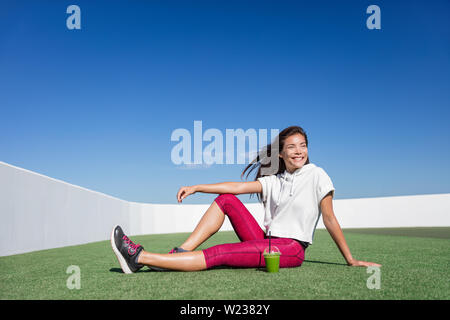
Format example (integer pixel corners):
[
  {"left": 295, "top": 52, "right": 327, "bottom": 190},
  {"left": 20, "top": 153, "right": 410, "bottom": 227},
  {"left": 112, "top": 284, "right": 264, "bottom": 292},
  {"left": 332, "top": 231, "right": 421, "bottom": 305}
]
[{"left": 264, "top": 252, "right": 281, "bottom": 273}]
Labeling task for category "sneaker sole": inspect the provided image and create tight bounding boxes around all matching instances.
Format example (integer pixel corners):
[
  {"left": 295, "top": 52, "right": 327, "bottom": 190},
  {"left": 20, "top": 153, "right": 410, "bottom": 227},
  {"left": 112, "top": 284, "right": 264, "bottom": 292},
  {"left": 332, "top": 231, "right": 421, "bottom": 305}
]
[{"left": 110, "top": 225, "right": 133, "bottom": 274}]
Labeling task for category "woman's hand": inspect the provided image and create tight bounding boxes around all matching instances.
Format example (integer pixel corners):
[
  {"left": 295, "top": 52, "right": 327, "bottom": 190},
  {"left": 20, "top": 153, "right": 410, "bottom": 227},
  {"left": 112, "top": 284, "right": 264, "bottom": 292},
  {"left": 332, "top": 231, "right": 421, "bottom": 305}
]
[
  {"left": 177, "top": 185, "right": 197, "bottom": 203},
  {"left": 347, "top": 259, "right": 382, "bottom": 267}
]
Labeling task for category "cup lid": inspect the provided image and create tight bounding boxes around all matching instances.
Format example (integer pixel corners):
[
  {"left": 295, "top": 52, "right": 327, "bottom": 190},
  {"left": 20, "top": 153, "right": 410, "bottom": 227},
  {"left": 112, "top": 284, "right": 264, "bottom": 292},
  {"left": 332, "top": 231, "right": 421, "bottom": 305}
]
[{"left": 263, "top": 246, "right": 281, "bottom": 255}]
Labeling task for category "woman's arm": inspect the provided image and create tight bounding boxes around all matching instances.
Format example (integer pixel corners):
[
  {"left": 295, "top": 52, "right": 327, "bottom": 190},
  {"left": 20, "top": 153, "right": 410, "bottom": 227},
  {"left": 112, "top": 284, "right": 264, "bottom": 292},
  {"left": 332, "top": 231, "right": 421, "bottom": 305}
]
[
  {"left": 320, "top": 192, "right": 381, "bottom": 267},
  {"left": 177, "top": 181, "right": 262, "bottom": 203}
]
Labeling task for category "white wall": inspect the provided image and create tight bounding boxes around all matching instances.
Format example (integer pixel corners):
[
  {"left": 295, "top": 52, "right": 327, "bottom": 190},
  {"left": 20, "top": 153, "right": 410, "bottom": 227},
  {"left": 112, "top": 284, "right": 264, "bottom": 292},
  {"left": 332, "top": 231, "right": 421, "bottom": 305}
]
[
  {"left": 1, "top": 161, "right": 449, "bottom": 256},
  {"left": 0, "top": 162, "right": 130, "bottom": 256}
]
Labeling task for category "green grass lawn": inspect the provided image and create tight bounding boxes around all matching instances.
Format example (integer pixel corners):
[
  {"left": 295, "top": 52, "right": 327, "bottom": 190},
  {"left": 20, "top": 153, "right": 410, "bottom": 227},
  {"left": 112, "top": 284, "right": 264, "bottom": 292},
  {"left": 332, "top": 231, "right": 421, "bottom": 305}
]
[{"left": 0, "top": 227, "right": 449, "bottom": 300}]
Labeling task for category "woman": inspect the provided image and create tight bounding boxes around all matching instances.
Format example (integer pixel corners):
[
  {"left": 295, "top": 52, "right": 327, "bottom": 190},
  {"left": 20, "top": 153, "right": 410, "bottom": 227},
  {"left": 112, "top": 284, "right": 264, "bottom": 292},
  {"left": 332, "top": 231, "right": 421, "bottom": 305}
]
[{"left": 111, "top": 126, "right": 381, "bottom": 273}]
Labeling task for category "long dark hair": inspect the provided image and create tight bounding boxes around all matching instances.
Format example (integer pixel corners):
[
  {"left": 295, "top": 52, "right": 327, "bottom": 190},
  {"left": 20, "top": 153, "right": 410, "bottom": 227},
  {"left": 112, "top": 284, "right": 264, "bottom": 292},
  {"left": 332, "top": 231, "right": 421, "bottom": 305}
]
[{"left": 241, "top": 126, "right": 310, "bottom": 201}]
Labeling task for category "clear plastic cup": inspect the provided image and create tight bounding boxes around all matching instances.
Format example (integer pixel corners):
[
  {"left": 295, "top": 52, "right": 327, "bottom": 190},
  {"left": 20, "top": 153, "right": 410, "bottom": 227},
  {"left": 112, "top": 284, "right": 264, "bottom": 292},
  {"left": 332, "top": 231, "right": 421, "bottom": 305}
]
[{"left": 263, "top": 246, "right": 281, "bottom": 273}]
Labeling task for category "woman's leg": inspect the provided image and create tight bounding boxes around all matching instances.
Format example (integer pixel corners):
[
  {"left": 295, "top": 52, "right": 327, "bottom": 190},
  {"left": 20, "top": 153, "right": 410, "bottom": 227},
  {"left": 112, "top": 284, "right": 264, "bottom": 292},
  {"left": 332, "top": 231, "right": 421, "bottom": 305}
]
[
  {"left": 138, "top": 251, "right": 207, "bottom": 271},
  {"left": 202, "top": 238, "right": 305, "bottom": 269},
  {"left": 137, "top": 238, "right": 305, "bottom": 271},
  {"left": 179, "top": 193, "right": 265, "bottom": 251},
  {"left": 177, "top": 200, "right": 225, "bottom": 251}
]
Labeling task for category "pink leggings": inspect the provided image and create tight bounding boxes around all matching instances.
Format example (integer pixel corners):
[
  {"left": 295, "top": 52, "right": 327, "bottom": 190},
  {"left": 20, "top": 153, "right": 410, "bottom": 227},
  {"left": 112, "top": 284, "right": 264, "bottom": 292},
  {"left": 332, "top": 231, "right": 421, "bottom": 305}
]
[{"left": 202, "top": 194, "right": 305, "bottom": 269}]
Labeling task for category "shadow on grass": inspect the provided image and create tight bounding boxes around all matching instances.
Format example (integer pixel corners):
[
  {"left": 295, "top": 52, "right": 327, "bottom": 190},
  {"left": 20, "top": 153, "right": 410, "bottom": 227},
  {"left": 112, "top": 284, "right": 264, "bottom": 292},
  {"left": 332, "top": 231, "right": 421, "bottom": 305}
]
[
  {"left": 253, "top": 260, "right": 347, "bottom": 271},
  {"left": 303, "top": 260, "right": 347, "bottom": 266},
  {"left": 109, "top": 260, "right": 347, "bottom": 274},
  {"left": 109, "top": 267, "right": 190, "bottom": 273}
]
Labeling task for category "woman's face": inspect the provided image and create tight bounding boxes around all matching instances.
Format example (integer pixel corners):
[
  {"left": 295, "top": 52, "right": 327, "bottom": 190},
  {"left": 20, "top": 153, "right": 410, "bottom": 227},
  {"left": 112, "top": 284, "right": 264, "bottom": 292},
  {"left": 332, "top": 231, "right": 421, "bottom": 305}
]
[{"left": 279, "top": 133, "right": 308, "bottom": 173}]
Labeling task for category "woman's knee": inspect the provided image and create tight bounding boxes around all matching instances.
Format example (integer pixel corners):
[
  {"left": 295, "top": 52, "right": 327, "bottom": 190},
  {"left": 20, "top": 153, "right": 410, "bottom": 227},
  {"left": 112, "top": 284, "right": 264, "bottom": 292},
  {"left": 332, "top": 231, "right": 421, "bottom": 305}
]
[
  {"left": 215, "top": 193, "right": 237, "bottom": 203},
  {"left": 214, "top": 193, "right": 238, "bottom": 212}
]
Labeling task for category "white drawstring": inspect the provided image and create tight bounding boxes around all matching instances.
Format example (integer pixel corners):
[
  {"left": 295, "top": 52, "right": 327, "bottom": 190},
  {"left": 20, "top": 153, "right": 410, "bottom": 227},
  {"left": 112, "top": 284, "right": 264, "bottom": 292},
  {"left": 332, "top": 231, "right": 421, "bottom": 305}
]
[
  {"left": 290, "top": 174, "right": 295, "bottom": 196},
  {"left": 276, "top": 177, "right": 285, "bottom": 206},
  {"left": 276, "top": 170, "right": 297, "bottom": 206},
  {"left": 276, "top": 173, "right": 296, "bottom": 206}
]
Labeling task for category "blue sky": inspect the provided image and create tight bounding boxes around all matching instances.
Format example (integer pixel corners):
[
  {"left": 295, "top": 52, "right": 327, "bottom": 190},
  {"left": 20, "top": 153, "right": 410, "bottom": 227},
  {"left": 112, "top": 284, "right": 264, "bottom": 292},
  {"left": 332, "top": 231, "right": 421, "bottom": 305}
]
[{"left": 1, "top": 0, "right": 449, "bottom": 204}]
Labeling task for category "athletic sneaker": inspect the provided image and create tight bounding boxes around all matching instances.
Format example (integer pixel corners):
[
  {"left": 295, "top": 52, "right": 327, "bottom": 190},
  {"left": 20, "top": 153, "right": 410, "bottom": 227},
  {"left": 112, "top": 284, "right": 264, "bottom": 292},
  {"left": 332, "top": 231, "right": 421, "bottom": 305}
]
[
  {"left": 110, "top": 225, "right": 144, "bottom": 274},
  {"left": 149, "top": 247, "right": 191, "bottom": 271}
]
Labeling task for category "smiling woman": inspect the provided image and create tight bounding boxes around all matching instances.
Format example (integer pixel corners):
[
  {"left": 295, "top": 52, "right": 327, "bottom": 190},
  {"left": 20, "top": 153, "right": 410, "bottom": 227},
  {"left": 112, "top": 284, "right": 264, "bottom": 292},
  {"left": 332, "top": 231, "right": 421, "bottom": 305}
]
[{"left": 111, "top": 125, "right": 380, "bottom": 273}]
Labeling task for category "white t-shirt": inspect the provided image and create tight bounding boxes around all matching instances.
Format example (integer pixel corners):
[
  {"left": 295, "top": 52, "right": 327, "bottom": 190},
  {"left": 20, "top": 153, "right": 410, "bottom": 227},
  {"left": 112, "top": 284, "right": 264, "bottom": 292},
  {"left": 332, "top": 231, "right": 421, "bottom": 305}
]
[{"left": 257, "top": 163, "right": 335, "bottom": 245}]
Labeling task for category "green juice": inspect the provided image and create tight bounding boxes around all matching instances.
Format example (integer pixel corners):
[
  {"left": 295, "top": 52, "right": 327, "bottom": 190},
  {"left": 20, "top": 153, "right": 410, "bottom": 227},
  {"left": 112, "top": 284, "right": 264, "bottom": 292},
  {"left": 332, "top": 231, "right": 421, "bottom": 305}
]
[{"left": 264, "top": 253, "right": 281, "bottom": 273}]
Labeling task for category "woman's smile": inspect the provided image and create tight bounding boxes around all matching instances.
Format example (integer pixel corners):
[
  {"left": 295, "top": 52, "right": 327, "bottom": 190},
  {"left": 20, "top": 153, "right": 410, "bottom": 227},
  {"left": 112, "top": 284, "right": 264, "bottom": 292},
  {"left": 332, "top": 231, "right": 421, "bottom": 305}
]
[{"left": 280, "top": 133, "right": 309, "bottom": 172}]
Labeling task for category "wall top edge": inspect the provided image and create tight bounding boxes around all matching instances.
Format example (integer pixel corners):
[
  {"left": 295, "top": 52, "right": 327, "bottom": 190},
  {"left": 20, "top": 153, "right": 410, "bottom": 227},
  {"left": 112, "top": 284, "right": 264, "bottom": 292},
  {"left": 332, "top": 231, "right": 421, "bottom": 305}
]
[
  {"left": 0, "top": 161, "right": 128, "bottom": 203},
  {"left": 2, "top": 161, "right": 449, "bottom": 206}
]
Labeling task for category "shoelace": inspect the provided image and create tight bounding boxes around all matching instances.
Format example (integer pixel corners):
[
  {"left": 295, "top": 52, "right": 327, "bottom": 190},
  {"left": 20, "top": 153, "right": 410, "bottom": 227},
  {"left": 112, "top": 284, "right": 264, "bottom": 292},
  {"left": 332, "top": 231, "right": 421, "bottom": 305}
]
[{"left": 122, "top": 235, "right": 141, "bottom": 255}]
